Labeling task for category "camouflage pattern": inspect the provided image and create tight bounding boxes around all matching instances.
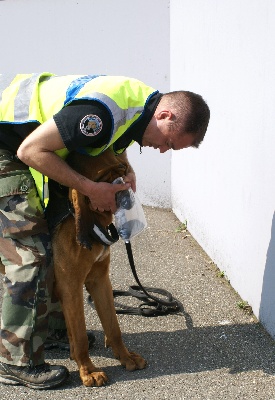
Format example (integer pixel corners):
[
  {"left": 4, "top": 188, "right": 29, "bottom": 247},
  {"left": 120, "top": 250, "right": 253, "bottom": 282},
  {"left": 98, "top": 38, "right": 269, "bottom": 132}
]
[{"left": 0, "top": 150, "right": 65, "bottom": 367}]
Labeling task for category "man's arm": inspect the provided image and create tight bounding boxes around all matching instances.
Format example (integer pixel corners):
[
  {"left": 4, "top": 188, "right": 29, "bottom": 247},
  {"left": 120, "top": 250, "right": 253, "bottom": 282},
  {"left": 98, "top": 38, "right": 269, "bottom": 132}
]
[{"left": 17, "top": 118, "right": 130, "bottom": 212}]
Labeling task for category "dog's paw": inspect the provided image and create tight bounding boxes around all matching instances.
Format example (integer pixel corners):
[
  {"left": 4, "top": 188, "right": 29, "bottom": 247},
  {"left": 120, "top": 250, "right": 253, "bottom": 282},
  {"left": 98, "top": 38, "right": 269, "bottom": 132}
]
[
  {"left": 119, "top": 351, "right": 147, "bottom": 371},
  {"left": 81, "top": 370, "right": 108, "bottom": 387}
]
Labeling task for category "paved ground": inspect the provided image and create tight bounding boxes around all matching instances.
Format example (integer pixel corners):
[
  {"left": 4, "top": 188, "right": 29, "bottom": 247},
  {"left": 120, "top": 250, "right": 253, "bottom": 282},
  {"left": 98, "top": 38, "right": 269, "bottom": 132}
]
[{"left": 1, "top": 206, "right": 275, "bottom": 400}]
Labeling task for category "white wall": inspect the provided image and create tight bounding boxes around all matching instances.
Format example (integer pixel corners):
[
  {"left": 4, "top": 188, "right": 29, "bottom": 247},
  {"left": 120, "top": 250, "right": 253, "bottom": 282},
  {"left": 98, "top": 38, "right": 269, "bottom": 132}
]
[
  {"left": 170, "top": 0, "right": 275, "bottom": 336},
  {"left": 1, "top": 0, "right": 275, "bottom": 338},
  {"left": 0, "top": 0, "right": 171, "bottom": 207}
]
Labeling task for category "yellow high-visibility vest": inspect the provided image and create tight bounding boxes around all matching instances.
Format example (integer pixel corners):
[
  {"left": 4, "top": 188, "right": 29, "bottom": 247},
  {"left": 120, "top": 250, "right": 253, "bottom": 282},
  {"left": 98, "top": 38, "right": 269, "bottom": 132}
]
[{"left": 0, "top": 73, "right": 157, "bottom": 206}]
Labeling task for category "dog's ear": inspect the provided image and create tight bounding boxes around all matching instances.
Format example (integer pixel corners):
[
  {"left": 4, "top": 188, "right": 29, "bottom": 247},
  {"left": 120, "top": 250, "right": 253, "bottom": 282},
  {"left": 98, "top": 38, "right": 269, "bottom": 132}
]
[{"left": 71, "top": 188, "right": 94, "bottom": 250}]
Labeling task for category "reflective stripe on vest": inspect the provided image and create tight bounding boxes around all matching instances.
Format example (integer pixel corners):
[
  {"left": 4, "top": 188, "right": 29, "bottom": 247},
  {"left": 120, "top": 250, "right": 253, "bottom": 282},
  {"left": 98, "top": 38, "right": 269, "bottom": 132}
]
[{"left": 0, "top": 73, "right": 55, "bottom": 123}]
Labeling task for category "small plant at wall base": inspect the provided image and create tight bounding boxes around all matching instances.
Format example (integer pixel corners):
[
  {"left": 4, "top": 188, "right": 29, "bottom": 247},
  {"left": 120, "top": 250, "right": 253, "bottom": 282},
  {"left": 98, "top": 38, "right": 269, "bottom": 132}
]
[
  {"left": 217, "top": 270, "right": 225, "bottom": 278},
  {"left": 237, "top": 300, "right": 253, "bottom": 314},
  {"left": 176, "top": 220, "right": 187, "bottom": 232}
]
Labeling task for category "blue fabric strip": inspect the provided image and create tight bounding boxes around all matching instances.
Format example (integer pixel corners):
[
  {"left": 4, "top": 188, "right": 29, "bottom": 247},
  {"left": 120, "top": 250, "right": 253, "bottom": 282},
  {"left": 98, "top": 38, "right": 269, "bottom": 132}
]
[{"left": 64, "top": 75, "right": 100, "bottom": 105}]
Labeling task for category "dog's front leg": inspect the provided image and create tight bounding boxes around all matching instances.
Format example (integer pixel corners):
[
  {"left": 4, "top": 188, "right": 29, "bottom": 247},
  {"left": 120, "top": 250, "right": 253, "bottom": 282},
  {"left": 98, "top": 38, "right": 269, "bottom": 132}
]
[
  {"left": 54, "top": 275, "right": 108, "bottom": 387},
  {"left": 86, "top": 257, "right": 147, "bottom": 372}
]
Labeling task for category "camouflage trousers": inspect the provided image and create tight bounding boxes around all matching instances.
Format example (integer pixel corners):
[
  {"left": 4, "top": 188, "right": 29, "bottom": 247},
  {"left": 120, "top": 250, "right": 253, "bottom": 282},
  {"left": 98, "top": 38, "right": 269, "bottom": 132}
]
[{"left": 0, "top": 150, "right": 66, "bottom": 367}]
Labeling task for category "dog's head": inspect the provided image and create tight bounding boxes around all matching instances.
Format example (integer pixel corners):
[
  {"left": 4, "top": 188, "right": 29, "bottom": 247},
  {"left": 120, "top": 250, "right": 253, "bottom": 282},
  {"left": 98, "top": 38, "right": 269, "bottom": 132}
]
[{"left": 66, "top": 149, "right": 129, "bottom": 250}]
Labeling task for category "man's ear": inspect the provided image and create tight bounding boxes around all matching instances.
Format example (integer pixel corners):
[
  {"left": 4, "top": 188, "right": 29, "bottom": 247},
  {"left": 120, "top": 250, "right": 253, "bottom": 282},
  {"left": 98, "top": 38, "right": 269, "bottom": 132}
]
[{"left": 155, "top": 110, "right": 173, "bottom": 120}]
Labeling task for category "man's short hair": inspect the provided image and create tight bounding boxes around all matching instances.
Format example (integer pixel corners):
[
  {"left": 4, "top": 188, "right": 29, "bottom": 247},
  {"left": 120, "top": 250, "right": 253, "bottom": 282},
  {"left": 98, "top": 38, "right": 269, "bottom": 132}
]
[{"left": 162, "top": 91, "right": 210, "bottom": 148}]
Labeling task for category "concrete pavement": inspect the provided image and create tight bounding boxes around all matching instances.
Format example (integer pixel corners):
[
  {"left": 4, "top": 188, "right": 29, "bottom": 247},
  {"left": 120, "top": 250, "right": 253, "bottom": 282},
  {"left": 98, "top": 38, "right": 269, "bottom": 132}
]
[{"left": 1, "top": 206, "right": 275, "bottom": 400}]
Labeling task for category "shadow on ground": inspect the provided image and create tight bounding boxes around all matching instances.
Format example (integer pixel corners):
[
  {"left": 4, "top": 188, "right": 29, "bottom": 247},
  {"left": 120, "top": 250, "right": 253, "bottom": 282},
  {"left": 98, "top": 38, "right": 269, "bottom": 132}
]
[{"left": 46, "top": 319, "right": 275, "bottom": 390}]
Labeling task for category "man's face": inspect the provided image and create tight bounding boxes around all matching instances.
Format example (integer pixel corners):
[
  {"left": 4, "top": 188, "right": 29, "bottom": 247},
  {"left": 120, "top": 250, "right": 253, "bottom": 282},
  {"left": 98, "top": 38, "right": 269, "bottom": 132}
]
[{"left": 142, "top": 111, "right": 195, "bottom": 153}]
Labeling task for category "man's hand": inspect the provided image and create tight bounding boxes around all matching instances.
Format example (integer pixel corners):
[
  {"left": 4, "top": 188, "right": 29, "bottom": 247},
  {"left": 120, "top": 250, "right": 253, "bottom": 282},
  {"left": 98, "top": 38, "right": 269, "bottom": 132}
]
[
  {"left": 87, "top": 181, "right": 131, "bottom": 213},
  {"left": 123, "top": 171, "right": 136, "bottom": 192}
]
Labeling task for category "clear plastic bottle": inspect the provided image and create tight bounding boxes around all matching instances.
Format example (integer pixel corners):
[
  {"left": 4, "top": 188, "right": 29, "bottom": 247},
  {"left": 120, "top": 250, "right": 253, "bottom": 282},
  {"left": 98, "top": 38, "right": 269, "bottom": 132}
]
[{"left": 113, "top": 177, "right": 147, "bottom": 241}]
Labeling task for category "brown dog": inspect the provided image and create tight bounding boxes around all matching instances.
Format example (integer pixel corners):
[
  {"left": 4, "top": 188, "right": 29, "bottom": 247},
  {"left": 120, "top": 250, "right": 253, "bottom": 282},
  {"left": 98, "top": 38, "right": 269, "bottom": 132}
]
[
  {"left": 51, "top": 149, "right": 146, "bottom": 386},
  {"left": 0, "top": 149, "right": 146, "bottom": 387}
]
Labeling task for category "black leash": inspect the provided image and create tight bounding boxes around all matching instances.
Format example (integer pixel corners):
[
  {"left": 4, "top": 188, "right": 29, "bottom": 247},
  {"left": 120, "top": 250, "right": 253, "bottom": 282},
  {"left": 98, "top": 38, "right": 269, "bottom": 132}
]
[
  {"left": 87, "top": 240, "right": 184, "bottom": 317},
  {"left": 112, "top": 240, "right": 183, "bottom": 317}
]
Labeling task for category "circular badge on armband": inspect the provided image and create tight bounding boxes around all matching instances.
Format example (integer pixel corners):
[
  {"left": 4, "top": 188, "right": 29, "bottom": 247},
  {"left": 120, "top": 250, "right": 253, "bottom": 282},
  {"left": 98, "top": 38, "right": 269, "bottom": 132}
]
[{"left": 80, "top": 114, "right": 103, "bottom": 136}]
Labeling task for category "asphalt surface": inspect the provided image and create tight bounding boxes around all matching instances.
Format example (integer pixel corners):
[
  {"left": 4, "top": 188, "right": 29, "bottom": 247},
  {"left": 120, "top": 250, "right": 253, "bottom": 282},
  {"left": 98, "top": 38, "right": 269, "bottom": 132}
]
[{"left": 1, "top": 206, "right": 275, "bottom": 399}]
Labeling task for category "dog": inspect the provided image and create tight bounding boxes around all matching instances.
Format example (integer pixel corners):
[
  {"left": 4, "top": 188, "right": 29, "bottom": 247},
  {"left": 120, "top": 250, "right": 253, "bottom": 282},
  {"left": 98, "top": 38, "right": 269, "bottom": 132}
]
[
  {"left": 51, "top": 149, "right": 146, "bottom": 386},
  {"left": 0, "top": 149, "right": 146, "bottom": 387}
]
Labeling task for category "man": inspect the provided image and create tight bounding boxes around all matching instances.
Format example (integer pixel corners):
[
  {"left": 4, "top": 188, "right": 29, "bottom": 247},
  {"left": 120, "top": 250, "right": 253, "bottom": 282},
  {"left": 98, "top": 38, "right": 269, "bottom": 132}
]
[{"left": 0, "top": 73, "right": 210, "bottom": 389}]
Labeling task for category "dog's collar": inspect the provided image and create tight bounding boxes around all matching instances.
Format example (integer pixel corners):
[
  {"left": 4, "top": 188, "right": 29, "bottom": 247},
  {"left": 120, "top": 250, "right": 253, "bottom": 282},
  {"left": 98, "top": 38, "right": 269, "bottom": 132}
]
[
  {"left": 68, "top": 200, "right": 119, "bottom": 246},
  {"left": 90, "top": 222, "right": 119, "bottom": 246}
]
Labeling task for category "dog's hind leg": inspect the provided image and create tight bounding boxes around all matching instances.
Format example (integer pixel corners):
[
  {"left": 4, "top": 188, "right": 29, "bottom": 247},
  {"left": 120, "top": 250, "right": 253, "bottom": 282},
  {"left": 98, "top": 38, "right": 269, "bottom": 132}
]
[{"left": 85, "top": 255, "right": 147, "bottom": 372}]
